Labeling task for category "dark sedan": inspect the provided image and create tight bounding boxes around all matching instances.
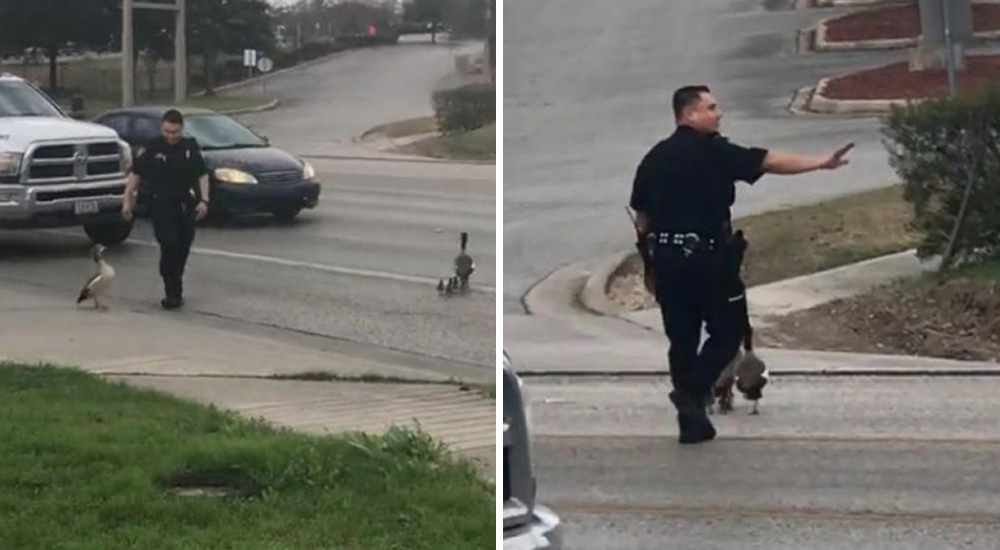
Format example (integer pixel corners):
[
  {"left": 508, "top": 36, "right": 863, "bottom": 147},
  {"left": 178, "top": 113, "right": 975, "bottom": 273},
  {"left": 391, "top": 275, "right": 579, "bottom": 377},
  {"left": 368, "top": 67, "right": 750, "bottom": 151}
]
[{"left": 93, "top": 107, "right": 320, "bottom": 221}]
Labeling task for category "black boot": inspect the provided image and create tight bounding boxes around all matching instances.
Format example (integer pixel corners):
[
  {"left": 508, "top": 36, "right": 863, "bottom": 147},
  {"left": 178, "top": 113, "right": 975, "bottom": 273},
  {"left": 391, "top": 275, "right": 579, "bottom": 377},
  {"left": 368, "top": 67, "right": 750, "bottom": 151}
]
[
  {"left": 160, "top": 296, "right": 184, "bottom": 310},
  {"left": 669, "top": 390, "right": 716, "bottom": 444}
]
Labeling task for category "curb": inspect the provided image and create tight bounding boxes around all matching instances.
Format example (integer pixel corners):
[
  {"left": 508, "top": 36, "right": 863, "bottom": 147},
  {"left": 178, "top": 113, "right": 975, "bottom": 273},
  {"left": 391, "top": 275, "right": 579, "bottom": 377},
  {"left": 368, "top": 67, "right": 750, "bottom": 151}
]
[
  {"left": 581, "top": 246, "right": 937, "bottom": 329},
  {"left": 809, "top": 76, "right": 906, "bottom": 114},
  {"left": 579, "top": 250, "right": 633, "bottom": 317},
  {"left": 813, "top": 11, "right": 915, "bottom": 52},
  {"left": 810, "top": 6, "right": 1000, "bottom": 53},
  {"left": 193, "top": 49, "right": 352, "bottom": 98},
  {"left": 219, "top": 98, "right": 280, "bottom": 116},
  {"left": 811, "top": 0, "right": 913, "bottom": 7}
]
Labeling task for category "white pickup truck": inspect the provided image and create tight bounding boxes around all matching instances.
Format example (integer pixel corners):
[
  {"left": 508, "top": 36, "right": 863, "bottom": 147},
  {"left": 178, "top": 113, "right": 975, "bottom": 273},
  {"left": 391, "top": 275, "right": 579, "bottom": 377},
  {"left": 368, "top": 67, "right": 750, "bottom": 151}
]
[{"left": 0, "top": 73, "right": 133, "bottom": 245}]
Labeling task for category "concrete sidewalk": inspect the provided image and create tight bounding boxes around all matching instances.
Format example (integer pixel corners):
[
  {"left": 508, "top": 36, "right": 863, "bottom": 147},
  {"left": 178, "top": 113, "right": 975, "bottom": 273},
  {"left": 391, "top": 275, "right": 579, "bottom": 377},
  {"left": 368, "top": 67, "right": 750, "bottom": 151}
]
[
  {"left": 507, "top": 249, "right": 998, "bottom": 376},
  {"left": 605, "top": 249, "right": 939, "bottom": 330},
  {"left": 1, "top": 281, "right": 495, "bottom": 474}
]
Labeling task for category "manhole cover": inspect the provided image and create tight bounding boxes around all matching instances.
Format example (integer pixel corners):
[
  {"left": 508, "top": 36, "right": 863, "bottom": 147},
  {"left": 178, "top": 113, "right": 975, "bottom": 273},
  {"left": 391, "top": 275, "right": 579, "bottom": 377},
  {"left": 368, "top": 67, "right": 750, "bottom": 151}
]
[
  {"left": 169, "top": 486, "right": 243, "bottom": 498},
  {"left": 161, "top": 466, "right": 263, "bottom": 499}
]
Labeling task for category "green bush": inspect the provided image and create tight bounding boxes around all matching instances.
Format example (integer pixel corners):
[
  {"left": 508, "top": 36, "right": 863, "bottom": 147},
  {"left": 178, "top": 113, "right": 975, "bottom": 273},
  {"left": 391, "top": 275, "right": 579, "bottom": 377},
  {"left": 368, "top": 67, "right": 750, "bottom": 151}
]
[
  {"left": 432, "top": 83, "right": 495, "bottom": 134},
  {"left": 883, "top": 87, "right": 1000, "bottom": 266}
]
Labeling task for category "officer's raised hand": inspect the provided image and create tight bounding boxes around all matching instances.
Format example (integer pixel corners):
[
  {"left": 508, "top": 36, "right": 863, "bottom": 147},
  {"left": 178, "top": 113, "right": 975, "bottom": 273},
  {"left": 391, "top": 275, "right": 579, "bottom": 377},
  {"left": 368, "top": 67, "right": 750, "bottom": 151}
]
[
  {"left": 761, "top": 141, "right": 855, "bottom": 175},
  {"left": 819, "top": 142, "right": 855, "bottom": 170}
]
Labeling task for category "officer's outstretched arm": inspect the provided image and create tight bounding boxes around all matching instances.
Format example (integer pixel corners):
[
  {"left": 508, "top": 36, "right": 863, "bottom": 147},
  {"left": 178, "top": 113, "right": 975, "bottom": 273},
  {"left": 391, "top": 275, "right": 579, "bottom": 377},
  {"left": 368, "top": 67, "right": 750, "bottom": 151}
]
[{"left": 763, "top": 142, "right": 854, "bottom": 175}]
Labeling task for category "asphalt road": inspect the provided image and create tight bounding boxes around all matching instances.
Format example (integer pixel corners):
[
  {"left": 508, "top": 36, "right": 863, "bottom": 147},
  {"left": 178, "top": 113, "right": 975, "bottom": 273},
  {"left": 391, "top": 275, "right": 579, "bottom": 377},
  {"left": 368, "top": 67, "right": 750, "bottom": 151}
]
[
  {"left": 526, "top": 375, "right": 1000, "bottom": 548},
  {"left": 1, "top": 38, "right": 495, "bottom": 373},
  {"left": 503, "top": 0, "right": 905, "bottom": 311}
]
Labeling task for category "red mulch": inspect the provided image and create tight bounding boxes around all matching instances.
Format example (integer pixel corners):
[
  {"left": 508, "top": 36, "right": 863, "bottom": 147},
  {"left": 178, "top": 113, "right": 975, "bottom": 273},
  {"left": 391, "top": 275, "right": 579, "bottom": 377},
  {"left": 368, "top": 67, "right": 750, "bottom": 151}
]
[
  {"left": 822, "top": 54, "right": 1000, "bottom": 100},
  {"left": 824, "top": 3, "right": 1000, "bottom": 42}
]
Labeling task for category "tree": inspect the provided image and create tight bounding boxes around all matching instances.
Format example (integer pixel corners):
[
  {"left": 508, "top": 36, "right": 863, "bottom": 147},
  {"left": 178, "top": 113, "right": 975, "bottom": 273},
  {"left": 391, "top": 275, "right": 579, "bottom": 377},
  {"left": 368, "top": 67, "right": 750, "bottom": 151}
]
[
  {"left": 134, "top": 10, "right": 175, "bottom": 98},
  {"left": 187, "top": 0, "right": 275, "bottom": 95},
  {"left": 404, "top": 0, "right": 447, "bottom": 43},
  {"left": 0, "top": 0, "right": 117, "bottom": 90},
  {"left": 445, "top": 0, "right": 487, "bottom": 39}
]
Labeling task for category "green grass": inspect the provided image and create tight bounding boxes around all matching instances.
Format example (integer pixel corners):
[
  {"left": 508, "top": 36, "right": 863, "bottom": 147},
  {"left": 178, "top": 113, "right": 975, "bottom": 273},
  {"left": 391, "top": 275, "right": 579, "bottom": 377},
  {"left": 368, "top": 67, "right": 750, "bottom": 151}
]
[
  {"left": 735, "top": 185, "right": 920, "bottom": 287},
  {"left": 0, "top": 363, "right": 494, "bottom": 550},
  {"left": 363, "top": 116, "right": 439, "bottom": 139},
  {"left": 395, "top": 123, "right": 495, "bottom": 161}
]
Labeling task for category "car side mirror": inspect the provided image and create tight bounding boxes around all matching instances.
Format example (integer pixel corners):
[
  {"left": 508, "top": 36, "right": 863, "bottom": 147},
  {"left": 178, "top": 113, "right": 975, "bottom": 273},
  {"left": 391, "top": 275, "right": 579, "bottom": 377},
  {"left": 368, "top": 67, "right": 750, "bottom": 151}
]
[{"left": 261, "top": 135, "right": 270, "bottom": 146}]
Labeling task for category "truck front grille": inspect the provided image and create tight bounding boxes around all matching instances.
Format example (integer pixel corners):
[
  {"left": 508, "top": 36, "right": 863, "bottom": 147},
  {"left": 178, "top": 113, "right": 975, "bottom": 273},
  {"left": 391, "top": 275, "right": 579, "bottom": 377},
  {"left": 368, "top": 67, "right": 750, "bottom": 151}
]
[
  {"left": 87, "top": 161, "right": 121, "bottom": 176},
  {"left": 26, "top": 141, "right": 123, "bottom": 184},
  {"left": 30, "top": 164, "right": 74, "bottom": 179},
  {"left": 36, "top": 185, "right": 125, "bottom": 203}
]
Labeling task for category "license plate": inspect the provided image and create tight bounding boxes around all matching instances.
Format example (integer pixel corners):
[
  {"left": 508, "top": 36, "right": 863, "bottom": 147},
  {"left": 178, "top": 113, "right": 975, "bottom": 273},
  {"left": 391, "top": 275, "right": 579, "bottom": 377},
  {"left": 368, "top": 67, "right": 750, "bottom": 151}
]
[{"left": 74, "top": 200, "right": 99, "bottom": 215}]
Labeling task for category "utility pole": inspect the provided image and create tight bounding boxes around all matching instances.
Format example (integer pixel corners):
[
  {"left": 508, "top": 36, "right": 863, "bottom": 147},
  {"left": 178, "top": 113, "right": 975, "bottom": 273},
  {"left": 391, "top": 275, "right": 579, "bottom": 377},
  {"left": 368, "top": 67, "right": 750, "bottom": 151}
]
[
  {"left": 123, "top": 0, "right": 187, "bottom": 107},
  {"left": 175, "top": 0, "right": 186, "bottom": 103},
  {"left": 912, "top": 0, "right": 972, "bottom": 72},
  {"left": 123, "top": 0, "right": 135, "bottom": 106}
]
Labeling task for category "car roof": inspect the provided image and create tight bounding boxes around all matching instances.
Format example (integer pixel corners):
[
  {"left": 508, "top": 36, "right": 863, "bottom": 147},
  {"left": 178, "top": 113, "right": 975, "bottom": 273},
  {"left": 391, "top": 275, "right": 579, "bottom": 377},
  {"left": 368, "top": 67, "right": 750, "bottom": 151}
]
[{"left": 95, "top": 106, "right": 218, "bottom": 118}]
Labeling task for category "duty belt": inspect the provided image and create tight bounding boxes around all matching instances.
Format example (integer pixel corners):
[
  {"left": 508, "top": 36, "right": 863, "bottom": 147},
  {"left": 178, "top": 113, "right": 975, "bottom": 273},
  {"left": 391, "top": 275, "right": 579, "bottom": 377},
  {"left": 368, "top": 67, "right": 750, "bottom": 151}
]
[{"left": 649, "top": 232, "right": 719, "bottom": 252}]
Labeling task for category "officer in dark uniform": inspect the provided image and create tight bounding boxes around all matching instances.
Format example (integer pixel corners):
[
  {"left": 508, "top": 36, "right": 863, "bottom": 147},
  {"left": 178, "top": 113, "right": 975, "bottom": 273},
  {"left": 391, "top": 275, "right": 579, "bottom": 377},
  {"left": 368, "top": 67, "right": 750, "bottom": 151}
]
[
  {"left": 630, "top": 85, "right": 853, "bottom": 444},
  {"left": 122, "top": 109, "right": 210, "bottom": 310}
]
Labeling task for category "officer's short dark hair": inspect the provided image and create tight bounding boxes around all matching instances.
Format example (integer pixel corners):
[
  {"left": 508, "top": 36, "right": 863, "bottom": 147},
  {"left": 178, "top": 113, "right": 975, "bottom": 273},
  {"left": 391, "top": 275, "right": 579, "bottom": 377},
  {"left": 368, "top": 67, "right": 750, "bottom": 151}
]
[
  {"left": 162, "top": 109, "right": 184, "bottom": 126},
  {"left": 673, "top": 85, "right": 711, "bottom": 120}
]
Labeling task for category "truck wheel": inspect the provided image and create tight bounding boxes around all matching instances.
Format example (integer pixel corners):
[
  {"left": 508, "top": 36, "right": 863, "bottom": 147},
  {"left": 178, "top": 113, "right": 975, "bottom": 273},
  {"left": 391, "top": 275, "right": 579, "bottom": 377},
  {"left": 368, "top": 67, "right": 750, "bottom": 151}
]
[{"left": 84, "top": 219, "right": 134, "bottom": 246}]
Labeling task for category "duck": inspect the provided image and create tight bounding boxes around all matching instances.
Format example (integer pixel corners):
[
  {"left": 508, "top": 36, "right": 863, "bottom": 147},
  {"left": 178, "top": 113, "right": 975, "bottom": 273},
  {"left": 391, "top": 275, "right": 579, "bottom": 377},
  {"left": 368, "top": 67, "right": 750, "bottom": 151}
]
[{"left": 77, "top": 244, "right": 115, "bottom": 311}]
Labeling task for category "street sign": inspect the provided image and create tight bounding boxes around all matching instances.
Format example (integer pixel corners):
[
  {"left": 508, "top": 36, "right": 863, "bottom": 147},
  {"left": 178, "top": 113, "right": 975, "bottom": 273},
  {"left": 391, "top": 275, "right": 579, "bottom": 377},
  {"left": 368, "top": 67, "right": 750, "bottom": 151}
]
[
  {"left": 256, "top": 57, "right": 273, "bottom": 73},
  {"left": 243, "top": 49, "right": 257, "bottom": 68}
]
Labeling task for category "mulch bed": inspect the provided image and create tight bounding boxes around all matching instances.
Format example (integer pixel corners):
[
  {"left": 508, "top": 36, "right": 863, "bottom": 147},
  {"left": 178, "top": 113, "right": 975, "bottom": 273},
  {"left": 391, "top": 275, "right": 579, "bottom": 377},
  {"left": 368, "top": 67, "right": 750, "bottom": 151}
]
[
  {"left": 824, "top": 3, "right": 1000, "bottom": 42},
  {"left": 822, "top": 54, "right": 1000, "bottom": 99},
  {"left": 758, "top": 277, "right": 1000, "bottom": 362}
]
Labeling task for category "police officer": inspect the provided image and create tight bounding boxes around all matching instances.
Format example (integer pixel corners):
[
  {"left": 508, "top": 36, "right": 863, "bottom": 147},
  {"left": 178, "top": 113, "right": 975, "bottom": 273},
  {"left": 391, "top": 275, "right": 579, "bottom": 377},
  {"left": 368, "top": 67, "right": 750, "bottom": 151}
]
[
  {"left": 122, "top": 109, "right": 210, "bottom": 310},
  {"left": 630, "top": 85, "right": 853, "bottom": 444}
]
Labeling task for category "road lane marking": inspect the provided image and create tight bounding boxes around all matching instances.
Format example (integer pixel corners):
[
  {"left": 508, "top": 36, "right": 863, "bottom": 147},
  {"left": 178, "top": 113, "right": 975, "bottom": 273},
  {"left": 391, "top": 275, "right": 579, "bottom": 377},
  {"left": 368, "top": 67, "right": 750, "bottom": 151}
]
[
  {"left": 538, "top": 433, "right": 1000, "bottom": 446},
  {"left": 41, "top": 230, "right": 496, "bottom": 293},
  {"left": 550, "top": 500, "right": 1000, "bottom": 525}
]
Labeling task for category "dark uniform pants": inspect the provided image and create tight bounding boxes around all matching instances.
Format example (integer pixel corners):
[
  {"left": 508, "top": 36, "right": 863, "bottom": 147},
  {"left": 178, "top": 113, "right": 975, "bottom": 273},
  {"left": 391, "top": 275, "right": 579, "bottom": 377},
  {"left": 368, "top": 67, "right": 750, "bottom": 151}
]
[
  {"left": 151, "top": 200, "right": 196, "bottom": 300},
  {"left": 653, "top": 240, "right": 748, "bottom": 401}
]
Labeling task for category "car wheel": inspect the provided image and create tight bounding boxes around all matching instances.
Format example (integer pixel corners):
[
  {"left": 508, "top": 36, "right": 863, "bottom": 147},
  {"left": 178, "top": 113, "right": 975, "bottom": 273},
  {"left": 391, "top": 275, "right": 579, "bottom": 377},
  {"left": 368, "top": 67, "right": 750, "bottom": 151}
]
[
  {"left": 272, "top": 206, "right": 301, "bottom": 223},
  {"left": 83, "top": 218, "right": 134, "bottom": 246}
]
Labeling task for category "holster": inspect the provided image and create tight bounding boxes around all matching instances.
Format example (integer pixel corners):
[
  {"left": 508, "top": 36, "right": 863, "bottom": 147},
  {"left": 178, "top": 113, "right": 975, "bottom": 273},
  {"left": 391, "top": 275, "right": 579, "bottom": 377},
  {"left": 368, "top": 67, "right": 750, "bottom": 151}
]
[
  {"left": 636, "top": 236, "right": 656, "bottom": 296},
  {"left": 723, "top": 229, "right": 748, "bottom": 278}
]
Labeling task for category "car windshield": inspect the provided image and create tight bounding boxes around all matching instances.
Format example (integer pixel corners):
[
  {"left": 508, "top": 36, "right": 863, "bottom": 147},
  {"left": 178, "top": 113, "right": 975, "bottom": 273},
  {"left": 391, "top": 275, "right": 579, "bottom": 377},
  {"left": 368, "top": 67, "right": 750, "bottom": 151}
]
[
  {"left": 0, "top": 81, "right": 64, "bottom": 117},
  {"left": 184, "top": 114, "right": 266, "bottom": 150}
]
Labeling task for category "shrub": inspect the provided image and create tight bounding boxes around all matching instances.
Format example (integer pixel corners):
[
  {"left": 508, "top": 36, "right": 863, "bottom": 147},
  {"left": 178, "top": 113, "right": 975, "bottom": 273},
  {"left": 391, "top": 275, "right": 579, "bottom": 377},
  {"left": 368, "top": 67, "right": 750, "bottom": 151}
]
[
  {"left": 432, "top": 83, "right": 495, "bottom": 133},
  {"left": 882, "top": 87, "right": 1000, "bottom": 268}
]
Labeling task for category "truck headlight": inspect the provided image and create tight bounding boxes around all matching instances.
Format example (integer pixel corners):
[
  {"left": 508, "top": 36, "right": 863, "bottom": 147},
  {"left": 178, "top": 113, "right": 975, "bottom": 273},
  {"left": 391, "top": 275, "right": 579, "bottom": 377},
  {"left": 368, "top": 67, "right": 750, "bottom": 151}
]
[
  {"left": 0, "top": 152, "right": 22, "bottom": 177},
  {"left": 119, "top": 141, "right": 133, "bottom": 173},
  {"left": 302, "top": 161, "right": 315, "bottom": 181},
  {"left": 214, "top": 168, "right": 258, "bottom": 185}
]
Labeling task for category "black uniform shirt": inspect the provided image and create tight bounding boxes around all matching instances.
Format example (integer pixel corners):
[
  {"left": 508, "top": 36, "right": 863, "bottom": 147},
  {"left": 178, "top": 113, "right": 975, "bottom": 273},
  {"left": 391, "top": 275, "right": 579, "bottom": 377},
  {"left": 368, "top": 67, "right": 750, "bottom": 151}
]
[
  {"left": 133, "top": 136, "right": 209, "bottom": 205},
  {"left": 629, "top": 125, "right": 768, "bottom": 235}
]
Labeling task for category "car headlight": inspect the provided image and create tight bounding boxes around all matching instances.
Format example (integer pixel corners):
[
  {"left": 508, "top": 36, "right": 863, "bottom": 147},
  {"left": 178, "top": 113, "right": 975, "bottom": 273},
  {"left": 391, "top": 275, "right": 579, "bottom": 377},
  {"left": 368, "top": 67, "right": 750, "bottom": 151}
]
[
  {"left": 214, "top": 168, "right": 258, "bottom": 185},
  {"left": 302, "top": 161, "right": 315, "bottom": 181},
  {"left": 119, "top": 141, "right": 132, "bottom": 173},
  {"left": 0, "top": 152, "right": 23, "bottom": 177}
]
